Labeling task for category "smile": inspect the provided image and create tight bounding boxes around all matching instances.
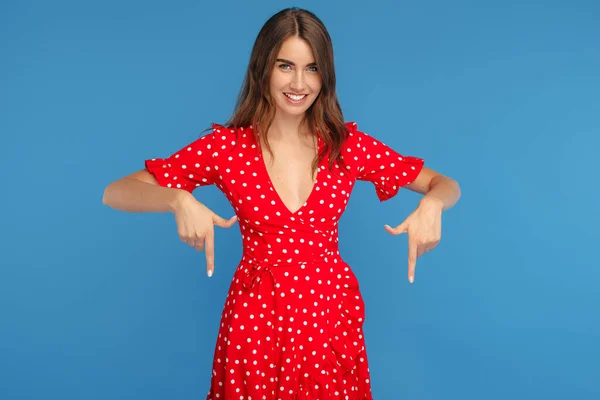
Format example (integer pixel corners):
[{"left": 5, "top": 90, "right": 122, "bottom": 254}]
[
  {"left": 284, "top": 93, "right": 307, "bottom": 100},
  {"left": 284, "top": 93, "right": 307, "bottom": 103}
]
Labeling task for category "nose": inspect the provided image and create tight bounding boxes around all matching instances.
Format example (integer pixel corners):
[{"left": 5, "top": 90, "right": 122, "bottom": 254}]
[{"left": 290, "top": 71, "right": 305, "bottom": 91}]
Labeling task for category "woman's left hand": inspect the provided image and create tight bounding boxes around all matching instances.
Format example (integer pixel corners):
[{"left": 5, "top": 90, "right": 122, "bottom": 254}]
[{"left": 384, "top": 197, "right": 443, "bottom": 283}]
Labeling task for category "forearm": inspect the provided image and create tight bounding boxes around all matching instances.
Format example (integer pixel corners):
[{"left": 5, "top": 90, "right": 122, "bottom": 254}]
[
  {"left": 102, "top": 177, "right": 190, "bottom": 213},
  {"left": 419, "top": 175, "right": 461, "bottom": 211}
]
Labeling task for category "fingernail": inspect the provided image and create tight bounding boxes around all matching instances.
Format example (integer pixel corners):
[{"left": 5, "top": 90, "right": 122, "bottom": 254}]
[
  {"left": 409, "top": 276, "right": 414, "bottom": 283},
  {"left": 208, "top": 269, "right": 213, "bottom": 277}
]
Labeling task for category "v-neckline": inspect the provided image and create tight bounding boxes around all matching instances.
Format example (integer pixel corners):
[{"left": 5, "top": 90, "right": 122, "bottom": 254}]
[{"left": 255, "top": 133, "right": 324, "bottom": 217}]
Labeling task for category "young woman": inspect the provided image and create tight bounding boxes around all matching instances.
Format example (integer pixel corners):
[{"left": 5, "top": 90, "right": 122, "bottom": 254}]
[{"left": 103, "top": 7, "right": 461, "bottom": 399}]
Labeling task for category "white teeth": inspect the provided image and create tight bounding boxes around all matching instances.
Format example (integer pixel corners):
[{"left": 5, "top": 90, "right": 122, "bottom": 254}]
[{"left": 285, "top": 93, "right": 306, "bottom": 101}]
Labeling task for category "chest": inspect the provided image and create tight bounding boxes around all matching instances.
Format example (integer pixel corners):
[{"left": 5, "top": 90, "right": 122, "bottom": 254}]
[
  {"left": 261, "top": 141, "right": 317, "bottom": 214},
  {"left": 217, "top": 134, "right": 356, "bottom": 225}
]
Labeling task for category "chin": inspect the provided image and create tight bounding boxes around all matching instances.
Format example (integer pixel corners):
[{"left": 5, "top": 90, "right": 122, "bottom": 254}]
[{"left": 276, "top": 104, "right": 311, "bottom": 118}]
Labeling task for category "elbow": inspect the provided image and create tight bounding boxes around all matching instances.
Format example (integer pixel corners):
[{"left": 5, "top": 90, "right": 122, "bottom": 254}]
[
  {"left": 449, "top": 177, "right": 461, "bottom": 195},
  {"left": 102, "top": 186, "right": 109, "bottom": 206},
  {"left": 434, "top": 175, "right": 462, "bottom": 201},
  {"left": 449, "top": 178, "right": 462, "bottom": 202},
  {"left": 102, "top": 182, "right": 115, "bottom": 206},
  {"left": 443, "top": 176, "right": 461, "bottom": 196}
]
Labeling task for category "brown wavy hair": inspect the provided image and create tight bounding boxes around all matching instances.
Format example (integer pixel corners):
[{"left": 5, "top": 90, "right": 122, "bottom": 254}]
[{"left": 221, "top": 7, "right": 348, "bottom": 175}]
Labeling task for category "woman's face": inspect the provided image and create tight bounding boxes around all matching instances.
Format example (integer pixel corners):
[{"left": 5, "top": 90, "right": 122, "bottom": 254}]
[{"left": 270, "top": 36, "right": 322, "bottom": 119}]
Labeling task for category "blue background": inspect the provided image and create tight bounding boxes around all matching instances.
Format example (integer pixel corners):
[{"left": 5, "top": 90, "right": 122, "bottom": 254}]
[{"left": 1, "top": 0, "right": 598, "bottom": 399}]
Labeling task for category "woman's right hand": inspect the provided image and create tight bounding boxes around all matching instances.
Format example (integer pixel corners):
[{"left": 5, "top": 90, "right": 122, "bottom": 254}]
[{"left": 172, "top": 193, "right": 238, "bottom": 277}]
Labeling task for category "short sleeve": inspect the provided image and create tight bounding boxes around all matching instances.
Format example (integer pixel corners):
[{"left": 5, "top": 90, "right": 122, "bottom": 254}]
[
  {"left": 348, "top": 122, "right": 424, "bottom": 202},
  {"left": 144, "top": 128, "right": 219, "bottom": 193}
]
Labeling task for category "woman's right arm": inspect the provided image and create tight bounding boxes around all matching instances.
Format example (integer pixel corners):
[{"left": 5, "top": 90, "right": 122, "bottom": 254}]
[
  {"left": 102, "top": 130, "right": 237, "bottom": 277},
  {"left": 102, "top": 168, "right": 236, "bottom": 277},
  {"left": 102, "top": 169, "right": 192, "bottom": 214}
]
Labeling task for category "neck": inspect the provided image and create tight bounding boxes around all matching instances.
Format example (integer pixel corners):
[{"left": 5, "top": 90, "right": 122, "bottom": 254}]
[{"left": 267, "top": 113, "right": 310, "bottom": 142}]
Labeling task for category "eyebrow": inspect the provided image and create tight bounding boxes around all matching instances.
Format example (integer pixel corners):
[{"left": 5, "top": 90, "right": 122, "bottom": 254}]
[{"left": 276, "top": 58, "right": 317, "bottom": 67}]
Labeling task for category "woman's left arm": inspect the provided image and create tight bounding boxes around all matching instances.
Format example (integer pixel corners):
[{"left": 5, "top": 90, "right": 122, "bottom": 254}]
[
  {"left": 384, "top": 167, "right": 461, "bottom": 283},
  {"left": 405, "top": 166, "right": 462, "bottom": 210}
]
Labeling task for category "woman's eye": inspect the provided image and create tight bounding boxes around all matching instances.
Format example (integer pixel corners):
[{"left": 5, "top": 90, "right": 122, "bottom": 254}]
[{"left": 278, "top": 64, "right": 317, "bottom": 72}]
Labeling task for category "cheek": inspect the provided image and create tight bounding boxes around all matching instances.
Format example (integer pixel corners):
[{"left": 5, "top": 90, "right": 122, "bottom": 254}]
[
  {"left": 310, "top": 76, "right": 323, "bottom": 93},
  {"left": 270, "top": 71, "right": 285, "bottom": 89}
]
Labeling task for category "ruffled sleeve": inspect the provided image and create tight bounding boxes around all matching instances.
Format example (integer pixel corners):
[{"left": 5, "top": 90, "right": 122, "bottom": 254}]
[
  {"left": 144, "top": 124, "right": 221, "bottom": 193},
  {"left": 346, "top": 122, "right": 424, "bottom": 201}
]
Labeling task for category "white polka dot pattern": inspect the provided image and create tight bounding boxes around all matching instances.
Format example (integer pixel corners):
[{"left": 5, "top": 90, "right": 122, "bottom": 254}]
[
  {"left": 145, "top": 132, "right": 218, "bottom": 192},
  {"left": 347, "top": 123, "right": 425, "bottom": 201},
  {"left": 144, "top": 122, "right": 424, "bottom": 399}
]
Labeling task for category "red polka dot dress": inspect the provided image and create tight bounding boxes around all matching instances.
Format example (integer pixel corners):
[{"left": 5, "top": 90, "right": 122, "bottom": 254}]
[{"left": 145, "top": 122, "right": 424, "bottom": 399}]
